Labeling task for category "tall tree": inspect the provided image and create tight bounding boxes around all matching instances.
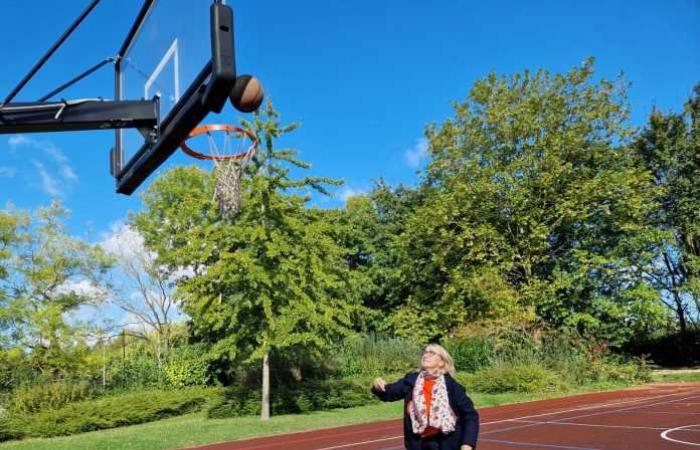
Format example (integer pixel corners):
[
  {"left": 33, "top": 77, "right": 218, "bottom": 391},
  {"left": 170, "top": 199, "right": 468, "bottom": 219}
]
[
  {"left": 134, "top": 101, "right": 362, "bottom": 419},
  {"left": 634, "top": 84, "right": 700, "bottom": 332},
  {"left": 393, "top": 59, "right": 666, "bottom": 344},
  {"left": 319, "top": 181, "right": 422, "bottom": 331},
  {"left": 0, "top": 201, "right": 113, "bottom": 377}
]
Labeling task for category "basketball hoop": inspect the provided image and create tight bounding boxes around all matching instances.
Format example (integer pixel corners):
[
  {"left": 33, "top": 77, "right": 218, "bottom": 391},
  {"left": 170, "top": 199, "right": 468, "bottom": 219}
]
[{"left": 180, "top": 124, "right": 259, "bottom": 218}]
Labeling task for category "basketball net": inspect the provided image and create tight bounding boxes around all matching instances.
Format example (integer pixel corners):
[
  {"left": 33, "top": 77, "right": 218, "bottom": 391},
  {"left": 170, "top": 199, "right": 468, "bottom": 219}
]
[{"left": 180, "top": 124, "right": 258, "bottom": 219}]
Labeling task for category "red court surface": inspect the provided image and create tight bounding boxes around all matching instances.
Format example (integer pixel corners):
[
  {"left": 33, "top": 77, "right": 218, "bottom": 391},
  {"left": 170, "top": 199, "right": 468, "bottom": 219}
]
[{"left": 187, "top": 383, "right": 700, "bottom": 450}]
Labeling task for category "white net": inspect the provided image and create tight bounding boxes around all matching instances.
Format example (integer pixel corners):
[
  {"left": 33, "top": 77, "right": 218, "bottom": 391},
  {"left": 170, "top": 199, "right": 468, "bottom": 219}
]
[{"left": 184, "top": 125, "right": 257, "bottom": 219}]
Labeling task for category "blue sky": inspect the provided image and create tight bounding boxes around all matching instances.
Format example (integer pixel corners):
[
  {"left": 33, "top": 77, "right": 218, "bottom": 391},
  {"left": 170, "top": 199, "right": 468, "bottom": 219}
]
[{"left": 1, "top": 0, "right": 699, "bottom": 242}]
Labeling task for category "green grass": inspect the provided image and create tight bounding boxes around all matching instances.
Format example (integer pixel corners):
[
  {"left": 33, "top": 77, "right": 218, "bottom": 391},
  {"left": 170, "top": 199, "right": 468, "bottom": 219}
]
[
  {"left": 651, "top": 370, "right": 700, "bottom": 383},
  {"left": 0, "top": 380, "right": 657, "bottom": 450}
]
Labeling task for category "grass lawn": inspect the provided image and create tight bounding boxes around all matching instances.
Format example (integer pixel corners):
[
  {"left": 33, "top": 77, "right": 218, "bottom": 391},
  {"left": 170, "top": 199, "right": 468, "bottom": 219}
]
[
  {"left": 651, "top": 369, "right": 700, "bottom": 383},
  {"left": 0, "top": 380, "right": 673, "bottom": 450}
]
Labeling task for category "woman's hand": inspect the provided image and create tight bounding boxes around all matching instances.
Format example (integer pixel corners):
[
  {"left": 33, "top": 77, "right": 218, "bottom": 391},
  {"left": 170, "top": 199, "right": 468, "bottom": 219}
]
[
  {"left": 372, "top": 377, "right": 387, "bottom": 392},
  {"left": 460, "top": 445, "right": 473, "bottom": 450}
]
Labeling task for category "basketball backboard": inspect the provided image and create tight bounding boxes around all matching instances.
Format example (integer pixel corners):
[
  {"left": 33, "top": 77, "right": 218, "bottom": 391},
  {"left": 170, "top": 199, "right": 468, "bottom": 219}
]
[
  {"left": 0, "top": 0, "right": 253, "bottom": 196},
  {"left": 113, "top": 0, "right": 237, "bottom": 194}
]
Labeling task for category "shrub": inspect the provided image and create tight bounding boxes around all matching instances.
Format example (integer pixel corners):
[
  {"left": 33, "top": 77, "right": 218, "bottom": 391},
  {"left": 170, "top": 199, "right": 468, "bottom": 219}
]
[
  {"left": 5, "top": 387, "right": 220, "bottom": 440},
  {"left": 464, "top": 363, "right": 569, "bottom": 394},
  {"left": 164, "top": 344, "right": 211, "bottom": 387},
  {"left": 111, "top": 358, "right": 165, "bottom": 389},
  {"left": 332, "top": 334, "right": 421, "bottom": 377},
  {"left": 445, "top": 336, "right": 492, "bottom": 373},
  {"left": 207, "top": 374, "right": 398, "bottom": 418},
  {"left": 7, "top": 381, "right": 95, "bottom": 415}
]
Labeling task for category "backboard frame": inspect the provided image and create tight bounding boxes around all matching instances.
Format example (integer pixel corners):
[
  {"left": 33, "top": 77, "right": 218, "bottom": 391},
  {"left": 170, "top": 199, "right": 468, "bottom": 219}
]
[{"left": 113, "top": 0, "right": 237, "bottom": 195}]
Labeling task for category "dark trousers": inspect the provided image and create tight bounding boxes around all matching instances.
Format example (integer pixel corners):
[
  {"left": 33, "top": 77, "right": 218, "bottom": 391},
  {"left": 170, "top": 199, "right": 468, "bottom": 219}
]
[{"left": 420, "top": 436, "right": 440, "bottom": 450}]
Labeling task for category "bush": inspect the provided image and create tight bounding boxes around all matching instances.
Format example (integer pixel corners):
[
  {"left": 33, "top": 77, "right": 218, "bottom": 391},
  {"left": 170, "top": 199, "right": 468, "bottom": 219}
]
[
  {"left": 4, "top": 387, "right": 220, "bottom": 440},
  {"left": 445, "top": 336, "right": 492, "bottom": 373},
  {"left": 111, "top": 358, "right": 166, "bottom": 389},
  {"left": 464, "top": 363, "right": 569, "bottom": 394},
  {"left": 332, "top": 334, "right": 421, "bottom": 377},
  {"left": 207, "top": 374, "right": 398, "bottom": 418},
  {"left": 164, "top": 344, "right": 212, "bottom": 387},
  {"left": 7, "top": 381, "right": 95, "bottom": 415},
  {"left": 586, "top": 356, "right": 653, "bottom": 384}
]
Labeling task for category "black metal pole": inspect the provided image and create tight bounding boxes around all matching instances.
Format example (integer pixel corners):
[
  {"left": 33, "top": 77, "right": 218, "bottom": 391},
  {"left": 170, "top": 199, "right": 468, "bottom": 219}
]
[
  {"left": 3, "top": 0, "right": 101, "bottom": 106},
  {"left": 38, "top": 57, "right": 114, "bottom": 102}
]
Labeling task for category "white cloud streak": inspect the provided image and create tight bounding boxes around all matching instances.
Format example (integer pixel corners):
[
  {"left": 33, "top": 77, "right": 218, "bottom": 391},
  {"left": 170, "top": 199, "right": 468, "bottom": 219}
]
[
  {"left": 11, "top": 136, "right": 79, "bottom": 196},
  {"left": 32, "top": 160, "right": 61, "bottom": 197},
  {"left": 337, "top": 185, "right": 367, "bottom": 203},
  {"left": 404, "top": 138, "right": 428, "bottom": 169}
]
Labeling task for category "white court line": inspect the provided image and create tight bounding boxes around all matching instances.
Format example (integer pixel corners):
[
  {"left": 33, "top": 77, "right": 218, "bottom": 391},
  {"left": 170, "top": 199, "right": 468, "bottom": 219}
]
[
  {"left": 311, "top": 388, "right": 699, "bottom": 450},
  {"left": 660, "top": 423, "right": 700, "bottom": 447},
  {"left": 313, "top": 435, "right": 404, "bottom": 450},
  {"left": 481, "top": 388, "right": 698, "bottom": 426},
  {"left": 481, "top": 392, "right": 700, "bottom": 436},
  {"left": 513, "top": 419, "right": 667, "bottom": 431},
  {"left": 480, "top": 438, "right": 600, "bottom": 450}
]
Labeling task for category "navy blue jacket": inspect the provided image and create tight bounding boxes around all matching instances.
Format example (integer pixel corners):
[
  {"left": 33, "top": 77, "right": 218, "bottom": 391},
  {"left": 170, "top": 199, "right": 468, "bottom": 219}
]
[{"left": 372, "top": 372, "right": 479, "bottom": 450}]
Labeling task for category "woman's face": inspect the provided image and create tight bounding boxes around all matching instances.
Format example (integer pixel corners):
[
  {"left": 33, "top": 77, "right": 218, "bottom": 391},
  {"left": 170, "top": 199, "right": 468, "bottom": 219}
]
[{"left": 421, "top": 347, "right": 444, "bottom": 372}]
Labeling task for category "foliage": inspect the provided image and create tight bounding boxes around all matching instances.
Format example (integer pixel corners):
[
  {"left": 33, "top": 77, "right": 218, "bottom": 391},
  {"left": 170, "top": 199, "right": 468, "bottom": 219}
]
[
  {"left": 321, "top": 183, "right": 423, "bottom": 331},
  {"left": 634, "top": 84, "right": 700, "bottom": 333},
  {"left": 331, "top": 333, "right": 421, "bottom": 377},
  {"left": 0, "top": 202, "right": 113, "bottom": 377},
  {"left": 6, "top": 381, "right": 94, "bottom": 415},
  {"left": 624, "top": 329, "right": 700, "bottom": 367},
  {"left": 389, "top": 59, "right": 664, "bottom": 344},
  {"left": 460, "top": 364, "right": 567, "bottom": 394},
  {"left": 133, "top": 103, "right": 365, "bottom": 405},
  {"left": 3, "top": 388, "right": 219, "bottom": 440},
  {"left": 164, "top": 344, "right": 212, "bottom": 387},
  {"left": 111, "top": 358, "right": 166, "bottom": 390},
  {"left": 206, "top": 374, "right": 391, "bottom": 418},
  {"left": 444, "top": 336, "right": 493, "bottom": 373}
]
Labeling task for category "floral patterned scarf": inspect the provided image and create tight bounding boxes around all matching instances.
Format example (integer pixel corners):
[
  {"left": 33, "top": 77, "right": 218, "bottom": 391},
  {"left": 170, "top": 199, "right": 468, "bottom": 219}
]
[{"left": 409, "top": 371, "right": 457, "bottom": 435}]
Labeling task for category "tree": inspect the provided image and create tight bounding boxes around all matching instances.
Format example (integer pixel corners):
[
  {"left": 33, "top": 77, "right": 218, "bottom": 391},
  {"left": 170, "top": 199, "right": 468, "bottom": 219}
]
[
  {"left": 634, "top": 84, "right": 700, "bottom": 333},
  {"left": 134, "top": 101, "right": 362, "bottom": 420},
  {"left": 0, "top": 201, "right": 113, "bottom": 378},
  {"left": 319, "top": 181, "right": 422, "bottom": 331},
  {"left": 103, "top": 224, "right": 179, "bottom": 367},
  {"left": 393, "top": 59, "right": 666, "bottom": 344}
]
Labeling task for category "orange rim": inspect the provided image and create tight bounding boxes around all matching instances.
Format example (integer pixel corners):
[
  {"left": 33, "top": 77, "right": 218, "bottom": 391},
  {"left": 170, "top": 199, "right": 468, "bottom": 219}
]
[{"left": 179, "top": 124, "right": 258, "bottom": 161}]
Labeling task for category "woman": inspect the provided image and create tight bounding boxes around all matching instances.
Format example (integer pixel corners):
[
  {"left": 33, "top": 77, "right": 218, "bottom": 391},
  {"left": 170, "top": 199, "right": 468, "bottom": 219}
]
[{"left": 372, "top": 344, "right": 479, "bottom": 450}]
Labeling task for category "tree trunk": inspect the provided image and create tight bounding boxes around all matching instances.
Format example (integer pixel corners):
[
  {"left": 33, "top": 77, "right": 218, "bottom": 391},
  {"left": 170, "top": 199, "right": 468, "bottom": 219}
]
[{"left": 261, "top": 352, "right": 270, "bottom": 421}]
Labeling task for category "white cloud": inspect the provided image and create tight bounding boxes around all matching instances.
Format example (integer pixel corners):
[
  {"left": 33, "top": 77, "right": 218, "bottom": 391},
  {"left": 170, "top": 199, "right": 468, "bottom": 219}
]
[
  {"left": 100, "top": 222, "right": 150, "bottom": 260},
  {"left": 404, "top": 138, "right": 428, "bottom": 169},
  {"left": 8, "top": 135, "right": 29, "bottom": 148},
  {"left": 11, "top": 136, "right": 79, "bottom": 191},
  {"left": 55, "top": 279, "right": 108, "bottom": 299},
  {"left": 337, "top": 185, "right": 367, "bottom": 203},
  {"left": 32, "top": 160, "right": 61, "bottom": 197},
  {"left": 0, "top": 166, "right": 16, "bottom": 177},
  {"left": 60, "top": 165, "right": 79, "bottom": 182}
]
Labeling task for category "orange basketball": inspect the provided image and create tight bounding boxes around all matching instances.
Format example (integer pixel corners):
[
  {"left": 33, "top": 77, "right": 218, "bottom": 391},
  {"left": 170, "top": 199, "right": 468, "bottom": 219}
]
[{"left": 230, "top": 75, "right": 264, "bottom": 113}]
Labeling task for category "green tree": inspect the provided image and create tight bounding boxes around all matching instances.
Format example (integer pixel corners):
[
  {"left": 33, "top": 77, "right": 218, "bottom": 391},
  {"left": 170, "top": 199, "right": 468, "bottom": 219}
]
[
  {"left": 393, "top": 59, "right": 665, "bottom": 344},
  {"left": 634, "top": 84, "right": 700, "bottom": 333},
  {"left": 319, "top": 181, "right": 422, "bottom": 331},
  {"left": 0, "top": 201, "right": 113, "bottom": 379},
  {"left": 134, "top": 101, "right": 362, "bottom": 420}
]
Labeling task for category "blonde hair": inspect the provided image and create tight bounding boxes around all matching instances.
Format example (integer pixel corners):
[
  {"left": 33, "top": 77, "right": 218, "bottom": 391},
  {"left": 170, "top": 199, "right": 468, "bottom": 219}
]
[{"left": 422, "top": 343, "right": 456, "bottom": 377}]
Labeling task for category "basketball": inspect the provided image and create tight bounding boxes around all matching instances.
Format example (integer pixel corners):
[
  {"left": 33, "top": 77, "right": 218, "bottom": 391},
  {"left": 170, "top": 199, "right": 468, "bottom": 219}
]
[{"left": 230, "top": 74, "right": 264, "bottom": 113}]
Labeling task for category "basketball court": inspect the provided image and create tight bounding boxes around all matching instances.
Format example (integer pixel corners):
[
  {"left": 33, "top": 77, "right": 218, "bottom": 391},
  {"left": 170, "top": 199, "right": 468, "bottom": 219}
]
[{"left": 186, "top": 383, "right": 700, "bottom": 450}]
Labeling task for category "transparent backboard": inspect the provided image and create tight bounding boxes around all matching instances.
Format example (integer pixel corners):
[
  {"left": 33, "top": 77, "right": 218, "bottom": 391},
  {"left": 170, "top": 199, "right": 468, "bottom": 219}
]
[{"left": 118, "top": 0, "right": 212, "bottom": 171}]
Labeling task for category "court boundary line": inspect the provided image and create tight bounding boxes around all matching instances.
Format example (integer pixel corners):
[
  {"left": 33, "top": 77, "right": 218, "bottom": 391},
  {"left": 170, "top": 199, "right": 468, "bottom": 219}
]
[{"left": 660, "top": 423, "right": 700, "bottom": 447}]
